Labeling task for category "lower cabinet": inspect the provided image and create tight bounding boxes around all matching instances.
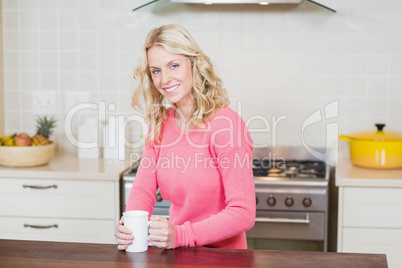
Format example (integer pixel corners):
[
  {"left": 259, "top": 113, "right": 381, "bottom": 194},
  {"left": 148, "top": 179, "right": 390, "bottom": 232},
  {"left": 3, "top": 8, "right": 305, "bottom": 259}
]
[
  {"left": 0, "top": 177, "right": 120, "bottom": 244},
  {"left": 342, "top": 228, "right": 402, "bottom": 260},
  {"left": 338, "top": 187, "right": 402, "bottom": 268}
]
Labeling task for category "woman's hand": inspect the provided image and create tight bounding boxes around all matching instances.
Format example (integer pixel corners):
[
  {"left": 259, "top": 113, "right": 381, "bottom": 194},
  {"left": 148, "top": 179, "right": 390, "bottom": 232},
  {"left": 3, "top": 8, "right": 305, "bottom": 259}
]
[
  {"left": 149, "top": 215, "right": 175, "bottom": 249},
  {"left": 114, "top": 216, "right": 134, "bottom": 250}
]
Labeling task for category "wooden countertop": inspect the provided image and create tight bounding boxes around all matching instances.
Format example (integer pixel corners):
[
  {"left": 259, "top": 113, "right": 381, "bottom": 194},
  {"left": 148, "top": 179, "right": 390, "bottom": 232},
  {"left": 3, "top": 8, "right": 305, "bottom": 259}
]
[
  {"left": 0, "top": 150, "right": 130, "bottom": 181},
  {"left": 336, "top": 158, "right": 402, "bottom": 187},
  {"left": 0, "top": 239, "right": 388, "bottom": 268}
]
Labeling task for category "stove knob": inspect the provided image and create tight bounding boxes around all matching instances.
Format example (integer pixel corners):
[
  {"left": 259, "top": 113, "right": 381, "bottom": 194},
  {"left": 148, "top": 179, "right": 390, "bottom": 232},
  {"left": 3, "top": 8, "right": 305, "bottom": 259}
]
[
  {"left": 267, "top": 196, "right": 276, "bottom": 206},
  {"left": 303, "top": 197, "right": 312, "bottom": 207},
  {"left": 156, "top": 193, "right": 163, "bottom": 202},
  {"left": 285, "top": 197, "right": 294, "bottom": 207}
]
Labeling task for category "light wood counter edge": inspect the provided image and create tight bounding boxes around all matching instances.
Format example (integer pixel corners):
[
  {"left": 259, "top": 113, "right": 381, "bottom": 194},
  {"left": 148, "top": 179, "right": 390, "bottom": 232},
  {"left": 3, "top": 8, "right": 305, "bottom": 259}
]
[
  {"left": 336, "top": 158, "right": 402, "bottom": 188},
  {"left": 0, "top": 151, "right": 131, "bottom": 181},
  {"left": 0, "top": 170, "right": 128, "bottom": 181}
]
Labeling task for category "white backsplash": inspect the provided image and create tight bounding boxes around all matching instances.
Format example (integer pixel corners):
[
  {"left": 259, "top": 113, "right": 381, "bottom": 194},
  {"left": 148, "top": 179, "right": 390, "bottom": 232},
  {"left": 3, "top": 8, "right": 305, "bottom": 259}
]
[{"left": 3, "top": 0, "right": 402, "bottom": 161}]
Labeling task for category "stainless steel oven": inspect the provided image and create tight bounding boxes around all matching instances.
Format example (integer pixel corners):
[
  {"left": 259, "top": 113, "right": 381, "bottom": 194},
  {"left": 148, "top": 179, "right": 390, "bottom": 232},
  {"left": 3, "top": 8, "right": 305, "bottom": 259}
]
[
  {"left": 247, "top": 147, "right": 329, "bottom": 252},
  {"left": 121, "top": 146, "right": 330, "bottom": 251}
]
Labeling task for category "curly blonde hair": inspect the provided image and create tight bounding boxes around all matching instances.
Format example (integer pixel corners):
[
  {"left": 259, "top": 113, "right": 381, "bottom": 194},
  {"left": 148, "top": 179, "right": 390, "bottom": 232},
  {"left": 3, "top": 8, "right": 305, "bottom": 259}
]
[{"left": 131, "top": 24, "right": 230, "bottom": 144}]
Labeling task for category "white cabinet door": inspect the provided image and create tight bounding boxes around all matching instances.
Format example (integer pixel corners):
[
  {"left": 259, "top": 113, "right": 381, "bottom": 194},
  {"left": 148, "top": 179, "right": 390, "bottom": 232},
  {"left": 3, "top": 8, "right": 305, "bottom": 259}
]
[
  {"left": 0, "top": 216, "right": 117, "bottom": 244},
  {"left": 343, "top": 187, "right": 402, "bottom": 228},
  {"left": 0, "top": 178, "right": 118, "bottom": 219},
  {"left": 343, "top": 227, "right": 402, "bottom": 268}
]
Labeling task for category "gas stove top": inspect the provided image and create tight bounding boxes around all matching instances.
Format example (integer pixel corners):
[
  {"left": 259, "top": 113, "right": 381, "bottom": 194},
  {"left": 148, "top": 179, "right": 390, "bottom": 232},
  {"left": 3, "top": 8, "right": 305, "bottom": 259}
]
[
  {"left": 251, "top": 147, "right": 330, "bottom": 186},
  {"left": 252, "top": 159, "right": 327, "bottom": 179}
]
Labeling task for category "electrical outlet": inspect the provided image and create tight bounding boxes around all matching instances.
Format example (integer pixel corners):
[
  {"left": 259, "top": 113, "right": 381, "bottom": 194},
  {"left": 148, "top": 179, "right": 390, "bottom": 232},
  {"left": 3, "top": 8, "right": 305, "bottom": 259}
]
[
  {"left": 32, "top": 91, "right": 56, "bottom": 115},
  {"left": 64, "top": 91, "right": 90, "bottom": 112}
]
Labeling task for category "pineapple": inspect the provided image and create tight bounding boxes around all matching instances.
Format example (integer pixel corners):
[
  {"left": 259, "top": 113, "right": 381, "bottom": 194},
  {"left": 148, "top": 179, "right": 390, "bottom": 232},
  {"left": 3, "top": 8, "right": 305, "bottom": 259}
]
[
  {"left": 31, "top": 116, "right": 57, "bottom": 146},
  {"left": 31, "top": 134, "right": 50, "bottom": 146}
]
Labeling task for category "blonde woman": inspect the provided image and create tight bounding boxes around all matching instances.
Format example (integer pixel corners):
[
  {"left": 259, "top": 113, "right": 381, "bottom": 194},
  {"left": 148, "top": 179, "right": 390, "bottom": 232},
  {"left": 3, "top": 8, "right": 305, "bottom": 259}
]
[{"left": 115, "top": 24, "right": 255, "bottom": 250}]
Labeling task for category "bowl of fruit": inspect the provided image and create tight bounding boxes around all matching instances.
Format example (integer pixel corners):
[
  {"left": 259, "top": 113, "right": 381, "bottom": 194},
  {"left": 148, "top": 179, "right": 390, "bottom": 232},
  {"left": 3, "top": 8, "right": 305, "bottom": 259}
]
[{"left": 0, "top": 116, "right": 57, "bottom": 167}]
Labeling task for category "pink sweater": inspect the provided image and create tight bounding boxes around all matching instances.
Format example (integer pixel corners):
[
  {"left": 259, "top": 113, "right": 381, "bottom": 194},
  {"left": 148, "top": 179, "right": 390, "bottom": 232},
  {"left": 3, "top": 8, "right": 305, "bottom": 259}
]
[{"left": 126, "top": 106, "right": 256, "bottom": 249}]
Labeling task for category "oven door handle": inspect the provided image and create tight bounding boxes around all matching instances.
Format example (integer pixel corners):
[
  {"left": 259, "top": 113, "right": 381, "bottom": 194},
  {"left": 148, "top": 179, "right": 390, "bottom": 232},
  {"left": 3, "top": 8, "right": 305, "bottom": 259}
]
[{"left": 255, "top": 213, "right": 310, "bottom": 224}]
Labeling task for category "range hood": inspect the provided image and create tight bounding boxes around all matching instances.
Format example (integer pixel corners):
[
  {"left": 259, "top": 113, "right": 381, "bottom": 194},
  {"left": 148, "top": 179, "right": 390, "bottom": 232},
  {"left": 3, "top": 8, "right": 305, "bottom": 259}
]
[
  {"left": 133, "top": 0, "right": 335, "bottom": 12},
  {"left": 172, "top": 0, "right": 302, "bottom": 3}
]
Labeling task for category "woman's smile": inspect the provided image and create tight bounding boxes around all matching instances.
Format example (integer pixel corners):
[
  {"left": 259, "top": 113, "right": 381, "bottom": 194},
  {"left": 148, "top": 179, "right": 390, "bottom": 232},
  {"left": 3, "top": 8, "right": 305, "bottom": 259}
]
[{"left": 164, "top": 84, "right": 180, "bottom": 93}]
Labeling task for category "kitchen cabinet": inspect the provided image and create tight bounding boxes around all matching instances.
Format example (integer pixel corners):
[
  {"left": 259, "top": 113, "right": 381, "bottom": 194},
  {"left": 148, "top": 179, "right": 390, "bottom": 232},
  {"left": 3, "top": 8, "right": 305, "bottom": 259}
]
[
  {"left": 336, "top": 158, "right": 402, "bottom": 268},
  {"left": 0, "top": 151, "right": 129, "bottom": 244}
]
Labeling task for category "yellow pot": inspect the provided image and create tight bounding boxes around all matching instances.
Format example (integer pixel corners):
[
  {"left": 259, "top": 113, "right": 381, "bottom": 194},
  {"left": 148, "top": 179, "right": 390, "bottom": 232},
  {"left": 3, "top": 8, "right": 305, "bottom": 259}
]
[{"left": 339, "top": 124, "right": 402, "bottom": 169}]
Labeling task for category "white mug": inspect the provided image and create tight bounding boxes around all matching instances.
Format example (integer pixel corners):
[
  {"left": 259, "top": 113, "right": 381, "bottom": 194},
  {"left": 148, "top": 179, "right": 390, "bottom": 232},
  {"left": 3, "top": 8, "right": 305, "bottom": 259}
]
[{"left": 123, "top": 210, "right": 152, "bottom": 252}]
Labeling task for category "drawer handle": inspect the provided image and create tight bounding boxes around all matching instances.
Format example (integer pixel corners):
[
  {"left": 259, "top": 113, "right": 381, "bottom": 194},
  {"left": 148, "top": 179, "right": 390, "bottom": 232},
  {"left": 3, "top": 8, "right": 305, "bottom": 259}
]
[
  {"left": 23, "top": 184, "right": 58, "bottom": 190},
  {"left": 255, "top": 213, "right": 310, "bottom": 224},
  {"left": 24, "top": 224, "right": 58, "bottom": 229}
]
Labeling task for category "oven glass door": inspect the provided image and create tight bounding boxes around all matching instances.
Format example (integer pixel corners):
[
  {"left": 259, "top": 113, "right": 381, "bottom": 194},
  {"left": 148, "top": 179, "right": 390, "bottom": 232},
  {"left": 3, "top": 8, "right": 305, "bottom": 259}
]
[{"left": 246, "top": 211, "right": 326, "bottom": 251}]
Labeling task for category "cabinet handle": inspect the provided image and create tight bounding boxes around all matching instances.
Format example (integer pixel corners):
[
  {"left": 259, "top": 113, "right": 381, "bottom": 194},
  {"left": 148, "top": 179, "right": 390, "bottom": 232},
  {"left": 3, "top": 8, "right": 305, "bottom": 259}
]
[
  {"left": 24, "top": 224, "right": 58, "bottom": 229},
  {"left": 23, "top": 184, "right": 58, "bottom": 190}
]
